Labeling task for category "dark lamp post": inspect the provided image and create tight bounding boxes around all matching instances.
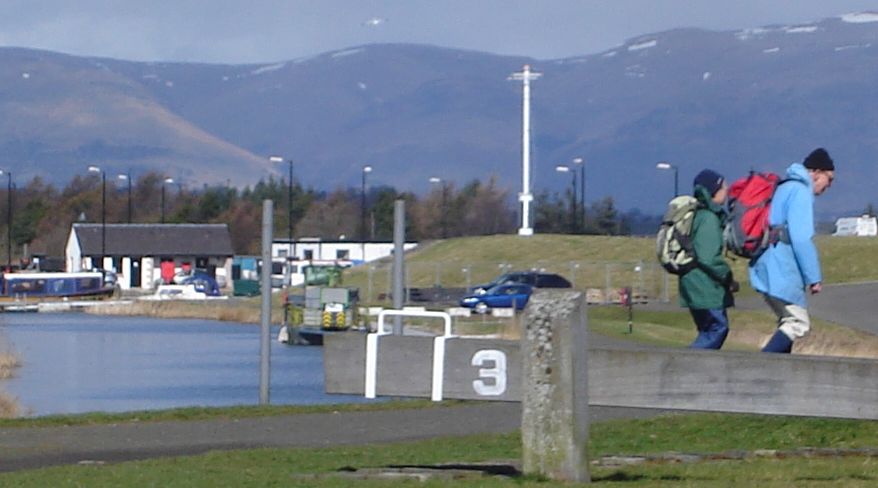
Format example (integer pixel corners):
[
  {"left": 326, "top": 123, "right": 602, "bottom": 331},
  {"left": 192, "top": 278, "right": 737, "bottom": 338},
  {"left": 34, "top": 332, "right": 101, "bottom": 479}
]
[
  {"left": 0, "top": 170, "right": 11, "bottom": 270},
  {"left": 555, "top": 165, "right": 576, "bottom": 233},
  {"left": 361, "top": 165, "right": 372, "bottom": 261},
  {"left": 118, "top": 173, "right": 132, "bottom": 223},
  {"left": 269, "top": 155, "right": 295, "bottom": 269},
  {"left": 656, "top": 161, "right": 679, "bottom": 197},
  {"left": 572, "top": 157, "right": 585, "bottom": 231},
  {"left": 88, "top": 165, "right": 106, "bottom": 268},
  {"left": 161, "top": 177, "right": 174, "bottom": 224},
  {"left": 429, "top": 176, "right": 448, "bottom": 238}
]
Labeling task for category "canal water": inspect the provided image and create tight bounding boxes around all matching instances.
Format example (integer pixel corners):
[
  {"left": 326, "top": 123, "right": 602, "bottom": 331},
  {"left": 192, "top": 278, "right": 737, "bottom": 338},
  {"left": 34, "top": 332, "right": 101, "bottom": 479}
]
[{"left": 0, "top": 313, "right": 372, "bottom": 416}]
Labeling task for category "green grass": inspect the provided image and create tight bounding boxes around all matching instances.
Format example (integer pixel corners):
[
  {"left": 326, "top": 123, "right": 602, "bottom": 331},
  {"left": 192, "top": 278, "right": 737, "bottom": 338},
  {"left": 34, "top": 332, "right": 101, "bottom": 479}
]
[
  {"left": 0, "top": 399, "right": 451, "bottom": 429},
  {"left": 818, "top": 235, "right": 878, "bottom": 284},
  {"left": 589, "top": 306, "right": 705, "bottom": 348},
  {"left": 2, "top": 413, "right": 878, "bottom": 486}
]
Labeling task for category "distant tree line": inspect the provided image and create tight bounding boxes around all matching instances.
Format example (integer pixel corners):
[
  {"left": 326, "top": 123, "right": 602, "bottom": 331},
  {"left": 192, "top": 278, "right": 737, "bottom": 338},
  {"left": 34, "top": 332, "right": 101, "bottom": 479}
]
[{"left": 2, "top": 172, "right": 654, "bottom": 260}]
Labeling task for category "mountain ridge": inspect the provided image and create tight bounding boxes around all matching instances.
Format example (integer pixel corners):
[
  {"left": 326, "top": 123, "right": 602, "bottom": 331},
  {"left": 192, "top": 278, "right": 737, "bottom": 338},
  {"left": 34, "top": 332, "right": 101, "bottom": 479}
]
[{"left": 1, "top": 13, "right": 877, "bottom": 217}]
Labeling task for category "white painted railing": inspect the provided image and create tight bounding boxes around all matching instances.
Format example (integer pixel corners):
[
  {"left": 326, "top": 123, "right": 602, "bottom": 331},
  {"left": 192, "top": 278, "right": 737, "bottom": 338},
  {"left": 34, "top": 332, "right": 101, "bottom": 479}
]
[{"left": 364, "top": 309, "right": 456, "bottom": 400}]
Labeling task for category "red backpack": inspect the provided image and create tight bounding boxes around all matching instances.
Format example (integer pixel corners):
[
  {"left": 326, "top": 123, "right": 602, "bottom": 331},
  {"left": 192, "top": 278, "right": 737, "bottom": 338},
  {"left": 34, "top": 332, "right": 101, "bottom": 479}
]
[{"left": 723, "top": 172, "right": 789, "bottom": 260}]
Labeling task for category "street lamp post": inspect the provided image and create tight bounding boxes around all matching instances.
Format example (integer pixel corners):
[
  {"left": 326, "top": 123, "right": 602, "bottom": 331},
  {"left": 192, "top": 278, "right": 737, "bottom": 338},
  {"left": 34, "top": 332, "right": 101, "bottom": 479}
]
[
  {"left": 656, "top": 161, "right": 679, "bottom": 197},
  {"left": 572, "top": 157, "right": 585, "bottom": 232},
  {"left": 87, "top": 166, "right": 106, "bottom": 268},
  {"left": 270, "top": 155, "right": 296, "bottom": 288},
  {"left": 360, "top": 165, "right": 372, "bottom": 261},
  {"left": 118, "top": 172, "right": 132, "bottom": 223},
  {"left": 161, "top": 177, "right": 174, "bottom": 223},
  {"left": 555, "top": 165, "right": 576, "bottom": 233},
  {"left": 0, "top": 170, "right": 11, "bottom": 270},
  {"left": 269, "top": 155, "right": 295, "bottom": 265},
  {"left": 429, "top": 177, "right": 448, "bottom": 238}
]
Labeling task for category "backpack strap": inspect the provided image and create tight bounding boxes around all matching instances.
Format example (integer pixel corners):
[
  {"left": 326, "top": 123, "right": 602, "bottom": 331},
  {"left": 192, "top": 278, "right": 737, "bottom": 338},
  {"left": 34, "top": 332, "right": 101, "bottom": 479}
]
[
  {"left": 768, "top": 224, "right": 790, "bottom": 245},
  {"left": 767, "top": 177, "right": 806, "bottom": 246}
]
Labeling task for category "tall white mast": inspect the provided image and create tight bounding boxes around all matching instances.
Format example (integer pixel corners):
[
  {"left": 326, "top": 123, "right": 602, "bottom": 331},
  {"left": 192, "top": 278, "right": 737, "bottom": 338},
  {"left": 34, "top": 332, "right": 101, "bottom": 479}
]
[{"left": 509, "top": 64, "right": 542, "bottom": 236}]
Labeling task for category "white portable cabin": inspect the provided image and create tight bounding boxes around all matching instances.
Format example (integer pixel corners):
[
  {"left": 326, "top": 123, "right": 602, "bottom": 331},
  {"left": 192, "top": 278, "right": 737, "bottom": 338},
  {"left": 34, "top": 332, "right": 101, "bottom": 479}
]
[{"left": 833, "top": 215, "right": 878, "bottom": 237}]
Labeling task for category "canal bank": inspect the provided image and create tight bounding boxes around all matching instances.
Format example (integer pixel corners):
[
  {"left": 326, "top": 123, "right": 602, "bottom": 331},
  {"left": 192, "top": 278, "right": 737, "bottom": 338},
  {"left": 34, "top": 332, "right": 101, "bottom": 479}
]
[{"left": 82, "top": 297, "right": 268, "bottom": 324}]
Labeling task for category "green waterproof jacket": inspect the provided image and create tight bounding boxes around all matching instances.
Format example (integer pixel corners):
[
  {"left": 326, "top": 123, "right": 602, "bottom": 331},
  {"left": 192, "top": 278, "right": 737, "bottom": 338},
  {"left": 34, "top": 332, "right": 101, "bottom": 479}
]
[{"left": 678, "top": 186, "right": 734, "bottom": 310}]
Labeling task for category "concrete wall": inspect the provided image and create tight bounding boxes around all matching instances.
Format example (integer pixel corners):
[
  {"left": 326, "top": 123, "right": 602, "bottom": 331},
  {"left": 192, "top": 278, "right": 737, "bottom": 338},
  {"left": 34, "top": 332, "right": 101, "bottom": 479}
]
[
  {"left": 324, "top": 334, "right": 878, "bottom": 420},
  {"left": 325, "top": 334, "right": 520, "bottom": 402}
]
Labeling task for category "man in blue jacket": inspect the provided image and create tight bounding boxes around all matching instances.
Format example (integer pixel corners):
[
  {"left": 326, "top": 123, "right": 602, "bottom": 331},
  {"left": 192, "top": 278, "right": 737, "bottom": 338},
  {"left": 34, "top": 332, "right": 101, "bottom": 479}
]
[{"left": 749, "top": 148, "right": 835, "bottom": 353}]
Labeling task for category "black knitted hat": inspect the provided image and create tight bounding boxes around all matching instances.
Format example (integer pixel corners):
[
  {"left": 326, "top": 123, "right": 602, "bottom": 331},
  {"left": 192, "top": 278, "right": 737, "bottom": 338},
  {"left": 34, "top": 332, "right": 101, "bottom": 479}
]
[
  {"left": 693, "top": 169, "right": 725, "bottom": 196},
  {"left": 803, "top": 148, "right": 835, "bottom": 171}
]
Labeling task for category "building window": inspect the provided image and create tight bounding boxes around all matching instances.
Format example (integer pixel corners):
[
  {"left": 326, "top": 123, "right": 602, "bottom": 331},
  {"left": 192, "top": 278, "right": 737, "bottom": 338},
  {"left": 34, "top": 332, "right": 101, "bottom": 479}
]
[
  {"left": 336, "top": 249, "right": 350, "bottom": 260},
  {"left": 304, "top": 250, "right": 313, "bottom": 260}
]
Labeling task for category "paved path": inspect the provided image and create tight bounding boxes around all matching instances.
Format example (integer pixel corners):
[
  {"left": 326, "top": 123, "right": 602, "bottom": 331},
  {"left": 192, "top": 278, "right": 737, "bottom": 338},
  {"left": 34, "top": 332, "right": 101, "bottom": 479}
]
[
  {"left": 642, "top": 282, "right": 878, "bottom": 336},
  {"left": 733, "top": 282, "right": 878, "bottom": 335},
  {"left": 780, "top": 282, "right": 877, "bottom": 335},
  {"left": 0, "top": 402, "right": 659, "bottom": 473}
]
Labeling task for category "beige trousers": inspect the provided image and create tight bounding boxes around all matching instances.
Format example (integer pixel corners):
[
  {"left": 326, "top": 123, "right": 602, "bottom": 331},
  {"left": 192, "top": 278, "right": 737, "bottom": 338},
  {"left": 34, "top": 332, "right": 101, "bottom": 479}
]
[{"left": 764, "top": 295, "right": 811, "bottom": 340}]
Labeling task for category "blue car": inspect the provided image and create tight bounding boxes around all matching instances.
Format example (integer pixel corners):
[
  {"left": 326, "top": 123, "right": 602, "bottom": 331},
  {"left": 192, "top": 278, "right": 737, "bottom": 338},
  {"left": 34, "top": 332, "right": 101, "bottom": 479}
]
[
  {"left": 181, "top": 272, "right": 221, "bottom": 297},
  {"left": 460, "top": 284, "right": 533, "bottom": 313}
]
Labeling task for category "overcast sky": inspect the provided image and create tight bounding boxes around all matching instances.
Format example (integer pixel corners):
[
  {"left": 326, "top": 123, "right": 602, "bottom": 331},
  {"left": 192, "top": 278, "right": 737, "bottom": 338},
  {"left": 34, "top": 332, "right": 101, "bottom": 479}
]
[{"left": 1, "top": 1, "right": 877, "bottom": 63}]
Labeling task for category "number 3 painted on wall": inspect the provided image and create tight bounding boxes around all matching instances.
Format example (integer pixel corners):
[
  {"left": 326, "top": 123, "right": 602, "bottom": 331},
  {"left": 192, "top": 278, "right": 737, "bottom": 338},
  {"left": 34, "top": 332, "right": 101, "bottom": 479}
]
[{"left": 471, "top": 349, "right": 507, "bottom": 396}]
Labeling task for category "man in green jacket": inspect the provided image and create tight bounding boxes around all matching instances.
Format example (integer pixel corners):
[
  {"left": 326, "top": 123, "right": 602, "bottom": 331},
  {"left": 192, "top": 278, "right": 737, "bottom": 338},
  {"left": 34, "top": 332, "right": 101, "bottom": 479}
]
[{"left": 679, "top": 169, "right": 737, "bottom": 349}]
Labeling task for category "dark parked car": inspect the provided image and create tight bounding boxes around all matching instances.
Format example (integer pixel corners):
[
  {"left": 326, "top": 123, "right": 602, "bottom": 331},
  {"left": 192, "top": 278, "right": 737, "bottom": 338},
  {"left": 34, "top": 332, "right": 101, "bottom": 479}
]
[
  {"left": 471, "top": 271, "right": 571, "bottom": 295},
  {"left": 460, "top": 284, "right": 533, "bottom": 313}
]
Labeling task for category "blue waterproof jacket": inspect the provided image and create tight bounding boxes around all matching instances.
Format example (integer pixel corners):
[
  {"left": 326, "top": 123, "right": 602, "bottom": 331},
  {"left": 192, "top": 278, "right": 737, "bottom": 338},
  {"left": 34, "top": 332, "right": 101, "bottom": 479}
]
[{"left": 748, "top": 163, "right": 822, "bottom": 307}]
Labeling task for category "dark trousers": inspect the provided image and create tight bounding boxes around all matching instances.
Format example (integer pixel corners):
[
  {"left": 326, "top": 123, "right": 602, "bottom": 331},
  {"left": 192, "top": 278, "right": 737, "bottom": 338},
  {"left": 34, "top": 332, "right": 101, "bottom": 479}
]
[{"left": 688, "top": 308, "right": 729, "bottom": 350}]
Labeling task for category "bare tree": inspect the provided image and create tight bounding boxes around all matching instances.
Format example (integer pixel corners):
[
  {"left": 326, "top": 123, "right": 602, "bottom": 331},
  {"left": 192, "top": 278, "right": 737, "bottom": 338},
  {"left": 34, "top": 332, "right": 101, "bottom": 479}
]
[{"left": 295, "top": 189, "right": 358, "bottom": 240}]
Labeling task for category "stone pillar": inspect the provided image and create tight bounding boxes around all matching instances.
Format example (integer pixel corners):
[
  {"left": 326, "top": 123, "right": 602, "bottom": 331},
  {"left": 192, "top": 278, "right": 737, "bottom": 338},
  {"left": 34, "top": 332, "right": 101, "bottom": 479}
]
[{"left": 521, "top": 290, "right": 590, "bottom": 482}]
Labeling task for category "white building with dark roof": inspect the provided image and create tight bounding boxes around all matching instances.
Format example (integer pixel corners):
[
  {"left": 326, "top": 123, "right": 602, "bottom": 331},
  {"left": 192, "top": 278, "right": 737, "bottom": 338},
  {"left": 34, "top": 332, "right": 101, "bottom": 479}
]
[{"left": 66, "top": 223, "right": 234, "bottom": 290}]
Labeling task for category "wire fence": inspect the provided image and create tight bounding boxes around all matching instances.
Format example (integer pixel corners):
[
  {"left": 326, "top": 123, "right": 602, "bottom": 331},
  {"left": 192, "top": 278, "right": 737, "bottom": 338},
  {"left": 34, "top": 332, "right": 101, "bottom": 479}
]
[{"left": 355, "top": 259, "right": 673, "bottom": 305}]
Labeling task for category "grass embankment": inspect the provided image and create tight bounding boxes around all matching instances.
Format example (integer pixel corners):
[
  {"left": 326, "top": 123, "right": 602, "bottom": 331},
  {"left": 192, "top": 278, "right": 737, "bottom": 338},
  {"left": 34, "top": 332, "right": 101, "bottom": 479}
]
[
  {"left": 591, "top": 306, "right": 878, "bottom": 358},
  {"left": 93, "top": 296, "right": 278, "bottom": 324},
  {"left": 344, "top": 234, "right": 878, "bottom": 301},
  {"left": 2, "top": 412, "right": 877, "bottom": 486},
  {"left": 0, "top": 350, "right": 20, "bottom": 418}
]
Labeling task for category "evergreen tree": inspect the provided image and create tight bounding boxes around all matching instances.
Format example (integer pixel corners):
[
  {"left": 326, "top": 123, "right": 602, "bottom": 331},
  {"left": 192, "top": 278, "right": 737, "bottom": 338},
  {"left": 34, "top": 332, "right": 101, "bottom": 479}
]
[
  {"left": 591, "top": 196, "right": 620, "bottom": 235},
  {"left": 533, "top": 190, "right": 567, "bottom": 233}
]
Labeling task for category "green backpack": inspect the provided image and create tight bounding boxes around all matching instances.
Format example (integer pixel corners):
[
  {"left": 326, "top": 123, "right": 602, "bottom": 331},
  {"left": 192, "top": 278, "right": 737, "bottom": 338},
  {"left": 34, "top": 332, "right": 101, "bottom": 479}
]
[{"left": 656, "top": 195, "right": 701, "bottom": 275}]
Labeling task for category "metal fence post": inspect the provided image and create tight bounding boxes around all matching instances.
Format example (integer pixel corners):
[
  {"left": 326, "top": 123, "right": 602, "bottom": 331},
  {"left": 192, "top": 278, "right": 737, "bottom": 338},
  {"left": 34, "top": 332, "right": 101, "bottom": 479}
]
[
  {"left": 662, "top": 264, "right": 670, "bottom": 303},
  {"left": 259, "top": 199, "right": 273, "bottom": 405},
  {"left": 604, "top": 263, "right": 612, "bottom": 304},
  {"left": 386, "top": 266, "right": 392, "bottom": 303},
  {"left": 367, "top": 265, "right": 374, "bottom": 303},
  {"left": 392, "top": 199, "right": 405, "bottom": 334}
]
